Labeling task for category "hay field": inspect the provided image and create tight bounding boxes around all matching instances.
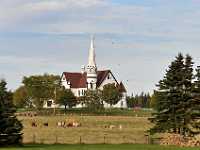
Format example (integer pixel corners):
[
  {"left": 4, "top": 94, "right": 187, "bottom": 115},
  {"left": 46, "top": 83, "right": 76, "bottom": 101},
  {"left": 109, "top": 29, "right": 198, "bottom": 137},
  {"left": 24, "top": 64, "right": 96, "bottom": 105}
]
[{"left": 19, "top": 115, "right": 151, "bottom": 144}]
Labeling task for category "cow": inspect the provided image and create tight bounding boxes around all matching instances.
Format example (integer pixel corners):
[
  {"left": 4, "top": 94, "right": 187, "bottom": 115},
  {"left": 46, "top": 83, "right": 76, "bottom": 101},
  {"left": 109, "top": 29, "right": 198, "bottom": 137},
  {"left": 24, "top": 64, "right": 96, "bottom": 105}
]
[
  {"left": 57, "top": 121, "right": 66, "bottom": 127},
  {"left": 31, "top": 121, "right": 37, "bottom": 127},
  {"left": 43, "top": 122, "right": 48, "bottom": 127}
]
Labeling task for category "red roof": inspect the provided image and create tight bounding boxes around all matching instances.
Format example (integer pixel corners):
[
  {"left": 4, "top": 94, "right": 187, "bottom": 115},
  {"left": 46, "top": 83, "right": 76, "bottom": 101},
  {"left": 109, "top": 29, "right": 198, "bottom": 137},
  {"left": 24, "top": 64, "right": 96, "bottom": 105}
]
[
  {"left": 62, "top": 70, "right": 126, "bottom": 92},
  {"left": 62, "top": 72, "right": 87, "bottom": 88}
]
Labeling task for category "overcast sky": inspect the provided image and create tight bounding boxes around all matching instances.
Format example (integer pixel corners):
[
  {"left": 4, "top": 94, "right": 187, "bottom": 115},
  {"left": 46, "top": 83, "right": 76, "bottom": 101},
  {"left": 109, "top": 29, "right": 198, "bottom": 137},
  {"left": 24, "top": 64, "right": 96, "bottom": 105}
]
[{"left": 1, "top": 0, "right": 200, "bottom": 94}]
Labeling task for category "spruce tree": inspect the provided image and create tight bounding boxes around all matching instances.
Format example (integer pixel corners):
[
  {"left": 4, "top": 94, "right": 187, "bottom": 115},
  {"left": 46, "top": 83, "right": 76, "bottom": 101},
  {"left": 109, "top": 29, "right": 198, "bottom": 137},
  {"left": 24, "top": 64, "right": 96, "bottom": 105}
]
[
  {"left": 149, "top": 54, "right": 200, "bottom": 136},
  {"left": 189, "top": 66, "right": 200, "bottom": 135},
  {"left": 149, "top": 53, "right": 185, "bottom": 134},
  {"left": 180, "top": 54, "right": 194, "bottom": 136},
  {"left": 0, "top": 80, "right": 23, "bottom": 146}
]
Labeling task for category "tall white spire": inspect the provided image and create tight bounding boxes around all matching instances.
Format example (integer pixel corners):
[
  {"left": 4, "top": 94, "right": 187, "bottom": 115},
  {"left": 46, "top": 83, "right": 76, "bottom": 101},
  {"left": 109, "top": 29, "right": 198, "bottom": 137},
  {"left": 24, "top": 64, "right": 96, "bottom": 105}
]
[
  {"left": 88, "top": 35, "right": 96, "bottom": 67},
  {"left": 86, "top": 35, "right": 97, "bottom": 90}
]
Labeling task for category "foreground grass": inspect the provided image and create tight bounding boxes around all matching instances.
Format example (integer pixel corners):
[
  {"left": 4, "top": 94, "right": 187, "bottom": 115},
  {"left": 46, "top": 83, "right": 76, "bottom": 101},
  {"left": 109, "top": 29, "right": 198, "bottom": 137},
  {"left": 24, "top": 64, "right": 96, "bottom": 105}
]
[{"left": 0, "top": 144, "right": 199, "bottom": 150}]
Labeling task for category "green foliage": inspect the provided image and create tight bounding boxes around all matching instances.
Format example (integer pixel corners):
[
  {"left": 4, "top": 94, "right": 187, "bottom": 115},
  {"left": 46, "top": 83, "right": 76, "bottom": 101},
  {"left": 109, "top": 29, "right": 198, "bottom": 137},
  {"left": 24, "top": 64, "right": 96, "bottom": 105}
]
[
  {"left": 13, "top": 86, "right": 30, "bottom": 108},
  {"left": 150, "top": 91, "right": 158, "bottom": 110},
  {"left": 102, "top": 83, "right": 122, "bottom": 107},
  {"left": 126, "top": 92, "right": 151, "bottom": 108},
  {"left": 149, "top": 53, "right": 200, "bottom": 136},
  {"left": 0, "top": 80, "right": 23, "bottom": 146},
  {"left": 22, "top": 74, "right": 60, "bottom": 109},
  {"left": 56, "top": 88, "right": 76, "bottom": 111},
  {"left": 84, "top": 90, "right": 104, "bottom": 112},
  {"left": 190, "top": 66, "right": 200, "bottom": 135},
  {"left": 126, "top": 96, "right": 135, "bottom": 108}
]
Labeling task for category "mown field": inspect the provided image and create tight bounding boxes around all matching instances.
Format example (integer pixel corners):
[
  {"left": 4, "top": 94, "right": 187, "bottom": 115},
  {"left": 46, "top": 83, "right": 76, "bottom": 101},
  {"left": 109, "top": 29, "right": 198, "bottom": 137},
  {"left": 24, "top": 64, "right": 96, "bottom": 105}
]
[
  {"left": 19, "top": 115, "right": 151, "bottom": 144},
  {"left": 0, "top": 144, "right": 200, "bottom": 150}
]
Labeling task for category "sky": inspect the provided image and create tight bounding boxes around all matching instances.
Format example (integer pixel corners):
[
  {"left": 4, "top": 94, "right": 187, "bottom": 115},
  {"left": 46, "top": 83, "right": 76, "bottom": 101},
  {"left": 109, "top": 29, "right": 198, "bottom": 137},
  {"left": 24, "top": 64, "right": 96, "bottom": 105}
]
[{"left": 1, "top": 0, "right": 200, "bottom": 95}]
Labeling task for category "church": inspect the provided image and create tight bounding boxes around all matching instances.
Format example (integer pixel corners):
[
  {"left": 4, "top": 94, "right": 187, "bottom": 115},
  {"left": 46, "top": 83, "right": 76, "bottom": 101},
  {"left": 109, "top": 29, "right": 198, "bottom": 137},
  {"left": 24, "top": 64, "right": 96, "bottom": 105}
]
[{"left": 44, "top": 37, "right": 127, "bottom": 108}]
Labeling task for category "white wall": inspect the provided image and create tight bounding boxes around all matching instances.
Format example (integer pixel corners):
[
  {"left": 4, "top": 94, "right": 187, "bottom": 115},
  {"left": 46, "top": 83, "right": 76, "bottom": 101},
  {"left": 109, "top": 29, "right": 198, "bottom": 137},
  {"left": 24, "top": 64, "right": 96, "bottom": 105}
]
[
  {"left": 98, "top": 72, "right": 118, "bottom": 90},
  {"left": 43, "top": 99, "right": 60, "bottom": 108},
  {"left": 71, "top": 88, "right": 87, "bottom": 97},
  {"left": 61, "top": 74, "right": 71, "bottom": 89}
]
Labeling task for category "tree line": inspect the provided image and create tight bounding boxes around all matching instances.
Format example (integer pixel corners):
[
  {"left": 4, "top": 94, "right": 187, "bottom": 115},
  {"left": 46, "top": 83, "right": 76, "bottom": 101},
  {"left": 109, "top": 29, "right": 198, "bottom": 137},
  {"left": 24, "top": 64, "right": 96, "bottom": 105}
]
[{"left": 126, "top": 92, "right": 153, "bottom": 108}]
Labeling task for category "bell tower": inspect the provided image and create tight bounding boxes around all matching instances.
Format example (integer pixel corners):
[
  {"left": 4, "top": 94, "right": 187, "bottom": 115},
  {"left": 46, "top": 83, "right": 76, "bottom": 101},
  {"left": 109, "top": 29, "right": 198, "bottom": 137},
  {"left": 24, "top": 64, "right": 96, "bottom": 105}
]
[{"left": 86, "top": 36, "right": 97, "bottom": 90}]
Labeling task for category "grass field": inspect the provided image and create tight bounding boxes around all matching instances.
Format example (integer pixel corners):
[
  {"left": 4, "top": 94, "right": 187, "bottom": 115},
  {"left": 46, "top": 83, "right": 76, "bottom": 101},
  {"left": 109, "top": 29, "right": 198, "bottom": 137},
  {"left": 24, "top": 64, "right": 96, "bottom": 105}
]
[
  {"left": 19, "top": 115, "right": 152, "bottom": 144},
  {"left": 0, "top": 144, "right": 200, "bottom": 150},
  {"left": 17, "top": 108, "right": 153, "bottom": 117}
]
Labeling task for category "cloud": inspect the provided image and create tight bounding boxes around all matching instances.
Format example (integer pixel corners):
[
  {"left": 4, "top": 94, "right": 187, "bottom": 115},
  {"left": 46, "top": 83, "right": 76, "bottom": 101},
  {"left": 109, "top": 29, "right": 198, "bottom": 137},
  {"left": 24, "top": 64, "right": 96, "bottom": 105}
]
[{"left": 0, "top": 0, "right": 107, "bottom": 29}]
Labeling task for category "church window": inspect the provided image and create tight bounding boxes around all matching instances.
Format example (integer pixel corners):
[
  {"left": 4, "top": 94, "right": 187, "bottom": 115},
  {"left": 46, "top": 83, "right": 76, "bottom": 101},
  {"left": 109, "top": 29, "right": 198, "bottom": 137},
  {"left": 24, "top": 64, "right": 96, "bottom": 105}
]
[
  {"left": 82, "top": 90, "right": 84, "bottom": 96},
  {"left": 47, "top": 100, "right": 52, "bottom": 107},
  {"left": 78, "top": 90, "right": 80, "bottom": 96}
]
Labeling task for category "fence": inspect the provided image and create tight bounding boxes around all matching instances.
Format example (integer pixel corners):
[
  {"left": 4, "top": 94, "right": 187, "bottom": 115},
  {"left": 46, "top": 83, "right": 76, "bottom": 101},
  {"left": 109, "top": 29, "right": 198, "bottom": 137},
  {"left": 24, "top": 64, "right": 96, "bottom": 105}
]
[{"left": 23, "top": 134, "right": 160, "bottom": 145}]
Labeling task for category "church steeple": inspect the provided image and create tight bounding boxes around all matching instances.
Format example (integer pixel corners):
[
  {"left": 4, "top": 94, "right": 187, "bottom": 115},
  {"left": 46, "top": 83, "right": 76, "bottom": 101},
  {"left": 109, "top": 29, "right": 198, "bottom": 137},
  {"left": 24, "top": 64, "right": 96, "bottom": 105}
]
[
  {"left": 86, "top": 36, "right": 97, "bottom": 90},
  {"left": 88, "top": 36, "right": 96, "bottom": 67}
]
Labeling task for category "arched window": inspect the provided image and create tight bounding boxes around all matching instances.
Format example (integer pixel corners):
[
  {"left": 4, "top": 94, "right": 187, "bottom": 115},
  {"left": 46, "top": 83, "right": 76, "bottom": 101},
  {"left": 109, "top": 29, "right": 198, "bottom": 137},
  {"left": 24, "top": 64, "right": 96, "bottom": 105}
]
[
  {"left": 90, "top": 83, "right": 93, "bottom": 89},
  {"left": 78, "top": 90, "right": 81, "bottom": 96}
]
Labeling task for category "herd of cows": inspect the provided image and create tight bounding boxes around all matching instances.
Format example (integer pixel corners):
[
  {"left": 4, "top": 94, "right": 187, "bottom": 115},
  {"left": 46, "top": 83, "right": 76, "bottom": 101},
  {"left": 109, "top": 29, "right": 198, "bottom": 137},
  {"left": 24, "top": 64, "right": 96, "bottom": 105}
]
[
  {"left": 17, "top": 112, "right": 124, "bottom": 130},
  {"left": 31, "top": 120, "right": 82, "bottom": 128}
]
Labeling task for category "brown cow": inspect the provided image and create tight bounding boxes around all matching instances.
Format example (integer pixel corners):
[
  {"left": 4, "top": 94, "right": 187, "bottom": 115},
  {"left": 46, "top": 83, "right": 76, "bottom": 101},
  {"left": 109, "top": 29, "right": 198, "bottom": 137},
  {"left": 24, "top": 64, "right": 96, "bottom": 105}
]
[
  {"left": 31, "top": 121, "right": 37, "bottom": 127},
  {"left": 43, "top": 122, "right": 48, "bottom": 127}
]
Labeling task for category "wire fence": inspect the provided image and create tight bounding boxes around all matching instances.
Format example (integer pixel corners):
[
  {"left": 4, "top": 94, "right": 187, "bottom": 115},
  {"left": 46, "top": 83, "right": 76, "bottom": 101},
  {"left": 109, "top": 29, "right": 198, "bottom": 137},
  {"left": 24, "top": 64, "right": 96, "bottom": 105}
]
[{"left": 23, "top": 134, "right": 160, "bottom": 145}]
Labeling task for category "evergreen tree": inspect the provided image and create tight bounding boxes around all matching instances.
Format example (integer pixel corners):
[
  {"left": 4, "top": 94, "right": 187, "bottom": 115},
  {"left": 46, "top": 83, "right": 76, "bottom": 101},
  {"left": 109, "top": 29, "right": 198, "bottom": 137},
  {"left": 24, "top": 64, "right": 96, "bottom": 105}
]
[
  {"left": 0, "top": 80, "right": 23, "bottom": 146},
  {"left": 126, "top": 96, "right": 134, "bottom": 108},
  {"left": 149, "top": 53, "right": 185, "bottom": 134},
  {"left": 180, "top": 54, "right": 194, "bottom": 135},
  {"left": 149, "top": 53, "right": 200, "bottom": 136},
  {"left": 189, "top": 66, "right": 200, "bottom": 135}
]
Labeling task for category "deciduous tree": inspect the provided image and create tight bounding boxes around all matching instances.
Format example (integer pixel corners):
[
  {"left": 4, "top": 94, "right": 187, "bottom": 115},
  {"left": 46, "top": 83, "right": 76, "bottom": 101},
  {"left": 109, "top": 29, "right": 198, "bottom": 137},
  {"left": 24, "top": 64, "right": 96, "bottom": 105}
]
[
  {"left": 13, "top": 86, "right": 29, "bottom": 108},
  {"left": 22, "top": 74, "right": 60, "bottom": 109},
  {"left": 102, "top": 83, "right": 122, "bottom": 107},
  {"left": 57, "top": 88, "right": 76, "bottom": 112}
]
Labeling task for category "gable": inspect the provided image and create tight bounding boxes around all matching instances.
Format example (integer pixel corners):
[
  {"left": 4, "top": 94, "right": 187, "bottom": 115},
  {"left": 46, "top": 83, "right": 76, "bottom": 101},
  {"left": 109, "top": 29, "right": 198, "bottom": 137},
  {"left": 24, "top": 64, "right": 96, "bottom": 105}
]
[{"left": 97, "top": 70, "right": 119, "bottom": 89}]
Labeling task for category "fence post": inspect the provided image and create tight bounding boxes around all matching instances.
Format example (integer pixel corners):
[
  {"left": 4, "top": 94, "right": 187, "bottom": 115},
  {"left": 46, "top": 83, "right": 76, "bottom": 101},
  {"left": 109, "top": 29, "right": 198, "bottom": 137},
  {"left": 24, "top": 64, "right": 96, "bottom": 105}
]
[
  {"left": 80, "top": 136, "right": 82, "bottom": 144},
  {"left": 55, "top": 134, "right": 58, "bottom": 144},
  {"left": 33, "top": 133, "right": 36, "bottom": 144},
  {"left": 123, "top": 136, "right": 125, "bottom": 144},
  {"left": 145, "top": 134, "right": 153, "bottom": 144}
]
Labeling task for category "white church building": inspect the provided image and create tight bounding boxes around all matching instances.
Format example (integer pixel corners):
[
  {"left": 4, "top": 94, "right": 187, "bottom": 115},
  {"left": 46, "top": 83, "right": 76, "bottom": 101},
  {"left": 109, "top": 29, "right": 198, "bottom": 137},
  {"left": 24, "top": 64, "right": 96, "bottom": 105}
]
[{"left": 44, "top": 37, "right": 127, "bottom": 108}]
